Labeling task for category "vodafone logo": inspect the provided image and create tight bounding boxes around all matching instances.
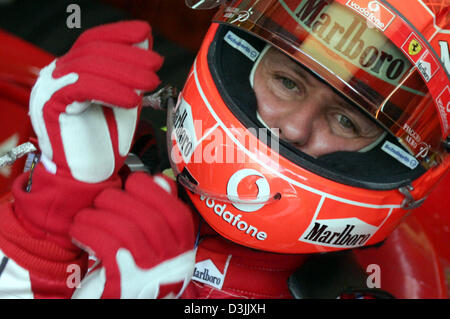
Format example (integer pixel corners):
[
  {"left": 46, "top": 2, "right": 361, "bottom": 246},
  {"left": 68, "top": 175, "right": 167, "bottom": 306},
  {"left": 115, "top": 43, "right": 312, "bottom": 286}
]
[
  {"left": 226, "top": 168, "right": 270, "bottom": 212},
  {"left": 367, "top": 1, "right": 379, "bottom": 12},
  {"left": 436, "top": 86, "right": 450, "bottom": 134},
  {"left": 346, "top": 0, "right": 395, "bottom": 31}
]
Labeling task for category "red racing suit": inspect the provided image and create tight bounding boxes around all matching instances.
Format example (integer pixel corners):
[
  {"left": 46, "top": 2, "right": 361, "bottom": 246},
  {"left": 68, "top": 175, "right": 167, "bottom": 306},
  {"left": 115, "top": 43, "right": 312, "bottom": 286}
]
[
  {"left": 0, "top": 166, "right": 305, "bottom": 299},
  {"left": 0, "top": 174, "right": 305, "bottom": 299}
]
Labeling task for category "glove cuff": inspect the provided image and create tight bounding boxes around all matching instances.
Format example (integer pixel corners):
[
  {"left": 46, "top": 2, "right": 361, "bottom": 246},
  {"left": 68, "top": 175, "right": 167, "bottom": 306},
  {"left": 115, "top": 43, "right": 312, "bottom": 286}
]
[
  {"left": 0, "top": 202, "right": 88, "bottom": 298},
  {"left": 13, "top": 164, "right": 122, "bottom": 248}
]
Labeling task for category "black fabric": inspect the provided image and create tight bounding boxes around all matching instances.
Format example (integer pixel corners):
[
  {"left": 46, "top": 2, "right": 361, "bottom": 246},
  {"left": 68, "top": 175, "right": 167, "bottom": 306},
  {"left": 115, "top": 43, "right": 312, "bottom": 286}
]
[
  {"left": 0, "top": 0, "right": 126, "bottom": 56},
  {"left": 288, "top": 250, "right": 396, "bottom": 299},
  {"left": 317, "top": 134, "right": 425, "bottom": 187},
  {"left": 207, "top": 24, "right": 425, "bottom": 190},
  {"left": 0, "top": 0, "right": 196, "bottom": 90},
  {"left": 132, "top": 107, "right": 171, "bottom": 174},
  {"left": 207, "top": 25, "right": 264, "bottom": 125}
]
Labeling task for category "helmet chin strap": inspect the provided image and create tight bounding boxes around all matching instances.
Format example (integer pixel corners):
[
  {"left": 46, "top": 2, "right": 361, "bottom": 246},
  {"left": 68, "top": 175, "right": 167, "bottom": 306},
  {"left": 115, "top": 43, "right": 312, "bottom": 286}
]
[{"left": 249, "top": 43, "right": 386, "bottom": 154}]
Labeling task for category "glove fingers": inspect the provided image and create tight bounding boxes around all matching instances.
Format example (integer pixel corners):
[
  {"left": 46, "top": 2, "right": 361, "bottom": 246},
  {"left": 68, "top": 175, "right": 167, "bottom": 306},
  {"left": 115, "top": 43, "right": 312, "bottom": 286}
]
[
  {"left": 72, "top": 20, "right": 152, "bottom": 49},
  {"left": 58, "top": 42, "right": 164, "bottom": 72},
  {"left": 93, "top": 188, "right": 185, "bottom": 253},
  {"left": 75, "top": 202, "right": 179, "bottom": 267},
  {"left": 73, "top": 208, "right": 160, "bottom": 258},
  {"left": 70, "top": 212, "right": 122, "bottom": 259},
  {"left": 54, "top": 55, "right": 160, "bottom": 92},
  {"left": 124, "top": 173, "right": 196, "bottom": 246},
  {"left": 51, "top": 73, "right": 141, "bottom": 110}
]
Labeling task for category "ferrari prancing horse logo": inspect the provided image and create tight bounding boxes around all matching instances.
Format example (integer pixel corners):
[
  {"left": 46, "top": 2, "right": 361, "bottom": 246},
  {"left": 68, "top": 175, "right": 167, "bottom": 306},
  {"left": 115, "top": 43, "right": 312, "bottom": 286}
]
[{"left": 408, "top": 39, "right": 422, "bottom": 56}]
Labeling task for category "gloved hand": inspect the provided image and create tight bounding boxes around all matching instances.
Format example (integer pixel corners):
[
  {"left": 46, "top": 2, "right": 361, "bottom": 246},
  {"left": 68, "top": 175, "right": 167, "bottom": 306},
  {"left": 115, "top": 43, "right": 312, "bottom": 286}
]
[
  {"left": 13, "top": 21, "right": 163, "bottom": 248},
  {"left": 0, "top": 21, "right": 170, "bottom": 299},
  {"left": 29, "top": 20, "right": 163, "bottom": 183},
  {"left": 69, "top": 172, "right": 196, "bottom": 299}
]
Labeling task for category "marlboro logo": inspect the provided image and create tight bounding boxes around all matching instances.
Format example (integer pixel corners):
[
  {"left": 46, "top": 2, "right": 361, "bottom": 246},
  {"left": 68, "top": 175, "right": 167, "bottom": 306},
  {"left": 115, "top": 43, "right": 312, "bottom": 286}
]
[
  {"left": 297, "top": 196, "right": 390, "bottom": 248},
  {"left": 172, "top": 97, "right": 198, "bottom": 162},
  {"left": 281, "top": 0, "right": 410, "bottom": 87},
  {"left": 192, "top": 249, "right": 232, "bottom": 290},
  {"left": 299, "top": 217, "right": 380, "bottom": 248},
  {"left": 192, "top": 260, "right": 225, "bottom": 289},
  {"left": 417, "top": 50, "right": 440, "bottom": 83}
]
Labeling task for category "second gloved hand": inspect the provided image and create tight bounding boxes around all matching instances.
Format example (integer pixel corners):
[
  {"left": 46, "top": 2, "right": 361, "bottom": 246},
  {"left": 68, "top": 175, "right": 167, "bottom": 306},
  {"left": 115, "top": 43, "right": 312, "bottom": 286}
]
[{"left": 69, "top": 172, "right": 197, "bottom": 299}]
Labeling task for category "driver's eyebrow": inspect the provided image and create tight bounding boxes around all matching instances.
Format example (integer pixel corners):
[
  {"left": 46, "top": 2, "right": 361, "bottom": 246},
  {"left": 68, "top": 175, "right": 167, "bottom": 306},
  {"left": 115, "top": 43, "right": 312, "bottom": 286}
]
[
  {"left": 270, "top": 51, "right": 312, "bottom": 81},
  {"left": 292, "top": 65, "right": 312, "bottom": 82},
  {"left": 337, "top": 100, "right": 362, "bottom": 115},
  {"left": 337, "top": 100, "right": 373, "bottom": 123},
  {"left": 286, "top": 55, "right": 320, "bottom": 86}
]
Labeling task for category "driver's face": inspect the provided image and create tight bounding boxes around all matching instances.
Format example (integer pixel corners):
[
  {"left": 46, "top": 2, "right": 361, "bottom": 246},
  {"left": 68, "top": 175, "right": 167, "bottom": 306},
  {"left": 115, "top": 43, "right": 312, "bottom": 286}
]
[{"left": 253, "top": 47, "right": 383, "bottom": 158}]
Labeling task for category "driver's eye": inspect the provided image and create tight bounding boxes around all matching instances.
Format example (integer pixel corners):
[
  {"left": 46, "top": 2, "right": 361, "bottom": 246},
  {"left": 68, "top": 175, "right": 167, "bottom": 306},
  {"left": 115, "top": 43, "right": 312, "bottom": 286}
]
[
  {"left": 275, "top": 75, "right": 299, "bottom": 92},
  {"left": 281, "top": 77, "right": 298, "bottom": 91},
  {"left": 336, "top": 114, "right": 356, "bottom": 130}
]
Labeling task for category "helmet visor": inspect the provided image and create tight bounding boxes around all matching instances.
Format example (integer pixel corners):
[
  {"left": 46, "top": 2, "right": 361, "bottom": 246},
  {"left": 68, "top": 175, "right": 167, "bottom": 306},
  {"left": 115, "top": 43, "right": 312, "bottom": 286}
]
[{"left": 213, "top": 0, "right": 450, "bottom": 169}]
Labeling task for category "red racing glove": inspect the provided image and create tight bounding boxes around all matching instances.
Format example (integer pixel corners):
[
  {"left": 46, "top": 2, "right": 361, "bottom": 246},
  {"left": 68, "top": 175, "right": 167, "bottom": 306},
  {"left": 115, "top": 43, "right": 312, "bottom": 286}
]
[
  {"left": 69, "top": 172, "right": 196, "bottom": 299},
  {"left": 13, "top": 20, "right": 164, "bottom": 247},
  {"left": 0, "top": 22, "right": 166, "bottom": 299},
  {"left": 29, "top": 20, "right": 163, "bottom": 183}
]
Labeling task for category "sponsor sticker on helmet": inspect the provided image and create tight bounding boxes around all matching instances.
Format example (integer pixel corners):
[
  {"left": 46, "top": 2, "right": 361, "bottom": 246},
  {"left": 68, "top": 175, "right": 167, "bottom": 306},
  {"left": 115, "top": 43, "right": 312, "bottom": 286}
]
[
  {"left": 417, "top": 50, "right": 440, "bottom": 83},
  {"left": 226, "top": 168, "right": 271, "bottom": 212},
  {"left": 199, "top": 195, "right": 268, "bottom": 241},
  {"left": 301, "top": 218, "right": 378, "bottom": 248},
  {"left": 172, "top": 97, "right": 198, "bottom": 163},
  {"left": 345, "top": 0, "right": 395, "bottom": 31},
  {"left": 298, "top": 196, "right": 391, "bottom": 248},
  {"left": 381, "top": 140, "right": 419, "bottom": 169},
  {"left": 401, "top": 32, "right": 425, "bottom": 63},
  {"left": 280, "top": 0, "right": 410, "bottom": 88},
  {"left": 224, "top": 30, "right": 260, "bottom": 62},
  {"left": 436, "top": 86, "right": 450, "bottom": 134},
  {"left": 403, "top": 123, "right": 431, "bottom": 158}
]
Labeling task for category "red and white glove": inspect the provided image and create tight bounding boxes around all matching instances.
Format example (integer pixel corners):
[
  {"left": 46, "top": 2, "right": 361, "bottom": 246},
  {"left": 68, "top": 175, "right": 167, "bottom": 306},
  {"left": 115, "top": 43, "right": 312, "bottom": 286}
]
[
  {"left": 0, "top": 21, "right": 174, "bottom": 299},
  {"left": 29, "top": 20, "right": 163, "bottom": 183},
  {"left": 12, "top": 21, "right": 164, "bottom": 248},
  {"left": 69, "top": 172, "right": 196, "bottom": 299}
]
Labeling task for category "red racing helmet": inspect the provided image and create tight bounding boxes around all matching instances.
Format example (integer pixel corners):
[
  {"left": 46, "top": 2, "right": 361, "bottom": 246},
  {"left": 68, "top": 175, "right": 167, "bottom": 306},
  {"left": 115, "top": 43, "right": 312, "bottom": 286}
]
[{"left": 168, "top": 0, "right": 450, "bottom": 253}]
